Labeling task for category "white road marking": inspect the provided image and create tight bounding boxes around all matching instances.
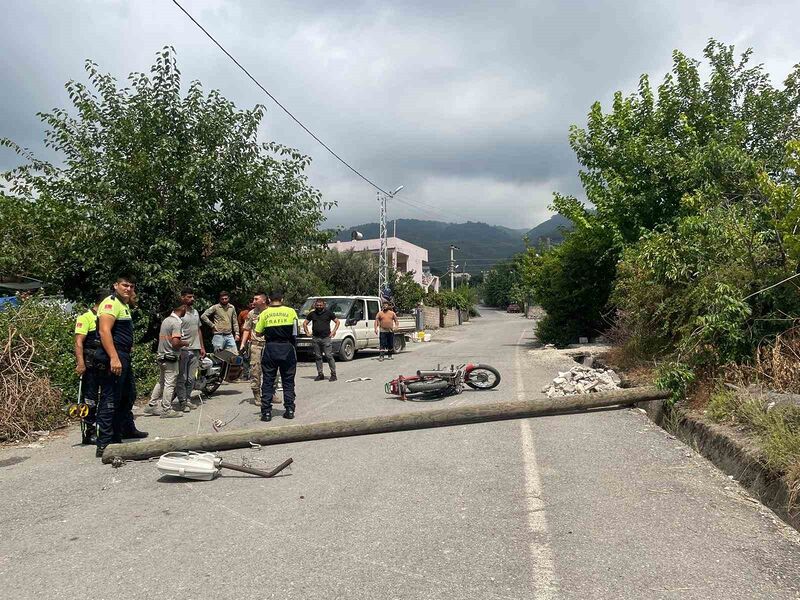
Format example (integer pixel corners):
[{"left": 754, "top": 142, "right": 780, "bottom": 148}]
[{"left": 516, "top": 328, "right": 558, "bottom": 598}]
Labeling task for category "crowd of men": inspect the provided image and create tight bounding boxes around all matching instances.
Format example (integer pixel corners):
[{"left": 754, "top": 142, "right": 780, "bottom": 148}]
[{"left": 73, "top": 275, "right": 401, "bottom": 458}]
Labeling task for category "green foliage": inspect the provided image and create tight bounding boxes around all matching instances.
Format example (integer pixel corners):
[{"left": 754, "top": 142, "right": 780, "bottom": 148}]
[
  {"left": 325, "top": 250, "right": 379, "bottom": 296},
  {"left": 481, "top": 262, "right": 520, "bottom": 307},
  {"left": 539, "top": 38, "right": 800, "bottom": 381},
  {"left": 565, "top": 40, "right": 800, "bottom": 245},
  {"left": 1, "top": 48, "right": 331, "bottom": 335},
  {"left": 529, "top": 226, "right": 618, "bottom": 345},
  {"left": 390, "top": 271, "right": 425, "bottom": 313},
  {"left": 425, "top": 286, "right": 477, "bottom": 313},
  {"left": 654, "top": 361, "right": 696, "bottom": 405},
  {"left": 0, "top": 297, "right": 77, "bottom": 400}
]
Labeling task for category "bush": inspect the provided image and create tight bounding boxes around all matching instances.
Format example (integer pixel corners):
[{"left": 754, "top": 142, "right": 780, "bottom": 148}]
[
  {"left": 390, "top": 271, "right": 425, "bottom": 313},
  {"left": 426, "top": 286, "right": 477, "bottom": 314},
  {"left": 531, "top": 226, "right": 618, "bottom": 346}
]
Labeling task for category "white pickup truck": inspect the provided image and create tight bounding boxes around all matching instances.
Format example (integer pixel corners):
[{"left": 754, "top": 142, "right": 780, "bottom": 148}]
[{"left": 295, "top": 295, "right": 416, "bottom": 361}]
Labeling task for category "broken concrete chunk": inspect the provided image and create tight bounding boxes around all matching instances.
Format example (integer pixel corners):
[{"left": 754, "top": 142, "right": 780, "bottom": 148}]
[{"left": 546, "top": 364, "right": 622, "bottom": 397}]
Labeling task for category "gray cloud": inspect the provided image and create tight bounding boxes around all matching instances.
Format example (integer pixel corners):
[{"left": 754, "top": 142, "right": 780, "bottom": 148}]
[{"left": 2, "top": 0, "right": 799, "bottom": 228}]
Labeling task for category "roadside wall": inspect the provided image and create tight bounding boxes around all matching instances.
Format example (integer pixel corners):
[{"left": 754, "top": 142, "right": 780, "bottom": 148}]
[
  {"left": 421, "top": 306, "right": 440, "bottom": 330},
  {"left": 440, "top": 309, "right": 459, "bottom": 328}
]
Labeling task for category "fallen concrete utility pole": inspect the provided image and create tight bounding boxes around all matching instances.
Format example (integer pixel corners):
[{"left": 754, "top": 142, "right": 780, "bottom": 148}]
[{"left": 102, "top": 387, "right": 670, "bottom": 463}]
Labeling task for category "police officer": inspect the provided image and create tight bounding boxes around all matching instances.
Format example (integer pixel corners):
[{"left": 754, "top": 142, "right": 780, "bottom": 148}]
[
  {"left": 95, "top": 275, "right": 148, "bottom": 457},
  {"left": 254, "top": 290, "right": 298, "bottom": 422},
  {"left": 73, "top": 292, "right": 105, "bottom": 445}
]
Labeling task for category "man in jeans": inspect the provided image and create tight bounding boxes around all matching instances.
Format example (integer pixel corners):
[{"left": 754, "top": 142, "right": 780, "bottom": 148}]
[
  {"left": 303, "top": 298, "right": 340, "bottom": 381},
  {"left": 177, "top": 288, "right": 205, "bottom": 411},
  {"left": 374, "top": 301, "right": 399, "bottom": 361},
  {"left": 144, "top": 301, "right": 186, "bottom": 418},
  {"left": 201, "top": 291, "right": 239, "bottom": 353}
]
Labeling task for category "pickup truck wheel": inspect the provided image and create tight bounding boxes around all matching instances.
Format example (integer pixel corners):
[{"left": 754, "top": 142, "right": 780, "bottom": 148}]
[
  {"left": 393, "top": 335, "right": 406, "bottom": 354},
  {"left": 338, "top": 337, "right": 356, "bottom": 361}
]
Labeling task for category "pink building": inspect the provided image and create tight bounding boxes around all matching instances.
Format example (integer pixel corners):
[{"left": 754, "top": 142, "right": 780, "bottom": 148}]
[{"left": 328, "top": 237, "right": 440, "bottom": 292}]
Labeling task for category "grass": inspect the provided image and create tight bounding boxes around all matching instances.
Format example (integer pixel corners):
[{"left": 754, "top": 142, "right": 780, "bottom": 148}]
[{"left": 707, "top": 388, "right": 800, "bottom": 510}]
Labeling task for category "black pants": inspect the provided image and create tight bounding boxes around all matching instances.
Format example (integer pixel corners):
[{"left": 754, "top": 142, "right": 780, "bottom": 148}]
[
  {"left": 261, "top": 343, "right": 297, "bottom": 415},
  {"left": 96, "top": 352, "right": 137, "bottom": 446},
  {"left": 81, "top": 359, "right": 100, "bottom": 429},
  {"left": 379, "top": 331, "right": 395, "bottom": 356}
]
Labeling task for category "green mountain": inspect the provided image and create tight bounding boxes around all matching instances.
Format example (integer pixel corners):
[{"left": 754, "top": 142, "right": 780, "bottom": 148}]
[
  {"left": 333, "top": 216, "right": 572, "bottom": 275},
  {"left": 525, "top": 214, "right": 573, "bottom": 245}
]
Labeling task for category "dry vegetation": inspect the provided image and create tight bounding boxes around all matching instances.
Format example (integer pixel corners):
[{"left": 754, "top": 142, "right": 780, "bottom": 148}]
[{"left": 0, "top": 326, "right": 67, "bottom": 442}]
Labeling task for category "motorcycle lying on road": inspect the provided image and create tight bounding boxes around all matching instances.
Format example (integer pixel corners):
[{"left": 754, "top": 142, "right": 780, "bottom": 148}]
[{"left": 386, "top": 363, "right": 501, "bottom": 400}]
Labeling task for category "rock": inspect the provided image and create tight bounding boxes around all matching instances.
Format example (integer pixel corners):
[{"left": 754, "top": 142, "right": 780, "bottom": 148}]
[{"left": 545, "top": 365, "right": 622, "bottom": 397}]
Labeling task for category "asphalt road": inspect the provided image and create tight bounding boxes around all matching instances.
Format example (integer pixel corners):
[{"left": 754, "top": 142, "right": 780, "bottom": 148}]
[{"left": 2, "top": 309, "right": 800, "bottom": 599}]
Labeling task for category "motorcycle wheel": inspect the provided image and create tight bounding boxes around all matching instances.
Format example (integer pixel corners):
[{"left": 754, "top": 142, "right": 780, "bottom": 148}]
[
  {"left": 464, "top": 364, "right": 501, "bottom": 390},
  {"left": 202, "top": 379, "right": 222, "bottom": 395}
]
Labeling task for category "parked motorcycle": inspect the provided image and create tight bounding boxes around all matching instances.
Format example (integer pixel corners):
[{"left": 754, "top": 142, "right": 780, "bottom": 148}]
[{"left": 386, "top": 363, "right": 501, "bottom": 400}]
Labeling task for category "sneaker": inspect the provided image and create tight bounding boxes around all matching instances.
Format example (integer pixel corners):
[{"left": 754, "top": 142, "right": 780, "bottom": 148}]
[
  {"left": 329, "top": 374, "right": 337, "bottom": 382},
  {"left": 160, "top": 409, "right": 184, "bottom": 419},
  {"left": 143, "top": 404, "right": 162, "bottom": 416},
  {"left": 174, "top": 403, "right": 191, "bottom": 414},
  {"left": 315, "top": 374, "right": 325, "bottom": 381}
]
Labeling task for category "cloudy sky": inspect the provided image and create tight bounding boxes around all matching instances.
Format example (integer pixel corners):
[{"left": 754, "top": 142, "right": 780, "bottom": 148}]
[{"left": 2, "top": 0, "right": 799, "bottom": 229}]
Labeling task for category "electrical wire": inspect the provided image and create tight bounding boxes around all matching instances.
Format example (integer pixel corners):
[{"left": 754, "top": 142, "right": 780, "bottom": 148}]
[{"left": 170, "top": 0, "right": 390, "bottom": 196}]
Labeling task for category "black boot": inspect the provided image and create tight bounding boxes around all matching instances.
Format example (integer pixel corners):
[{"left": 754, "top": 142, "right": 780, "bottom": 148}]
[
  {"left": 96, "top": 445, "right": 107, "bottom": 459},
  {"left": 260, "top": 412, "right": 272, "bottom": 422},
  {"left": 124, "top": 429, "right": 149, "bottom": 439},
  {"left": 329, "top": 373, "right": 337, "bottom": 382},
  {"left": 315, "top": 373, "right": 325, "bottom": 381},
  {"left": 283, "top": 408, "right": 295, "bottom": 419},
  {"left": 82, "top": 425, "right": 97, "bottom": 446}
]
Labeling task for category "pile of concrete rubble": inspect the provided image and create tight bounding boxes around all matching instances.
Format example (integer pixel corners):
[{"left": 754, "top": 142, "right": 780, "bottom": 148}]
[{"left": 543, "top": 365, "right": 622, "bottom": 397}]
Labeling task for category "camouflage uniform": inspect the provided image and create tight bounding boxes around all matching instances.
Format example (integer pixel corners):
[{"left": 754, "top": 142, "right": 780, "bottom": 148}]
[{"left": 244, "top": 308, "right": 281, "bottom": 404}]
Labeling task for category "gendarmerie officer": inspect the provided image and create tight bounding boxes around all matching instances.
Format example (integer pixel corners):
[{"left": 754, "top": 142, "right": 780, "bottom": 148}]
[
  {"left": 95, "top": 275, "right": 148, "bottom": 457},
  {"left": 73, "top": 292, "right": 105, "bottom": 445},
  {"left": 254, "top": 291, "right": 299, "bottom": 422}
]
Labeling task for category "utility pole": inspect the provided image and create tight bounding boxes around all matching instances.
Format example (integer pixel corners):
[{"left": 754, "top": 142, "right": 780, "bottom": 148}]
[
  {"left": 449, "top": 244, "right": 460, "bottom": 291},
  {"left": 392, "top": 219, "right": 397, "bottom": 270},
  {"left": 377, "top": 186, "right": 404, "bottom": 298}
]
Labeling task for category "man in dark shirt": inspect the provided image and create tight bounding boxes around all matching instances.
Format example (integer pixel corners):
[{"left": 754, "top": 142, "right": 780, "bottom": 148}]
[{"left": 303, "top": 298, "right": 340, "bottom": 382}]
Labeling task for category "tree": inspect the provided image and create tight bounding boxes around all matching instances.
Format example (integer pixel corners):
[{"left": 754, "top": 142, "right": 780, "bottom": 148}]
[
  {"left": 323, "top": 250, "right": 379, "bottom": 296},
  {"left": 481, "top": 262, "right": 519, "bottom": 307},
  {"left": 537, "top": 39, "right": 800, "bottom": 347},
  {"left": 556, "top": 40, "right": 800, "bottom": 244},
  {"left": 389, "top": 271, "right": 425, "bottom": 312},
  {"left": 1, "top": 48, "right": 331, "bottom": 332}
]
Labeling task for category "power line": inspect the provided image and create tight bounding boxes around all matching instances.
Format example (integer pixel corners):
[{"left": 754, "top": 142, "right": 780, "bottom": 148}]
[{"left": 170, "top": 0, "right": 390, "bottom": 196}]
